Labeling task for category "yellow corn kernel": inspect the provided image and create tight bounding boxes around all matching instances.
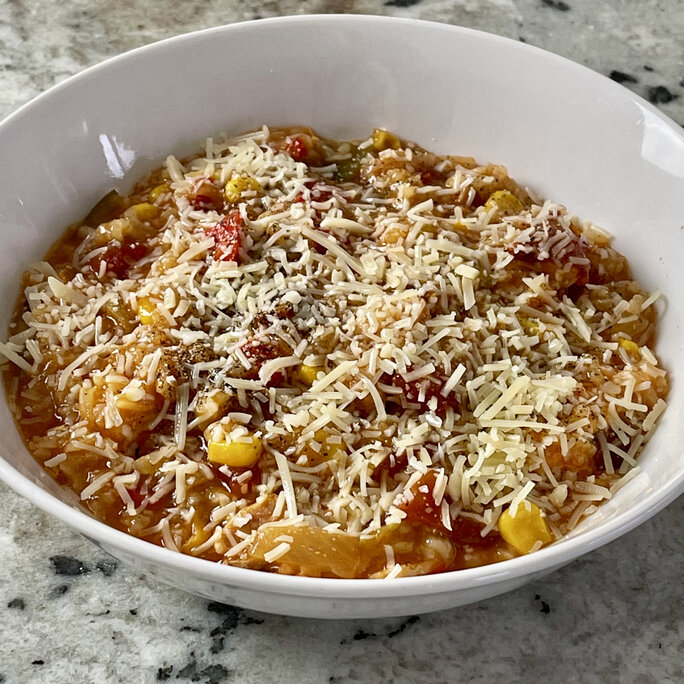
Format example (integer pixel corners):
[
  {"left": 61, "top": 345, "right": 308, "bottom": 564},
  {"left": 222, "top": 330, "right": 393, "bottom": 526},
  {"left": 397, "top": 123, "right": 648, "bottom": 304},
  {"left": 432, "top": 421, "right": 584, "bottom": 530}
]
[
  {"left": 619, "top": 338, "right": 640, "bottom": 356},
  {"left": 208, "top": 436, "right": 263, "bottom": 467},
  {"left": 499, "top": 502, "right": 553, "bottom": 554},
  {"left": 148, "top": 183, "right": 171, "bottom": 203},
  {"left": 314, "top": 430, "right": 343, "bottom": 457},
  {"left": 372, "top": 128, "right": 401, "bottom": 151},
  {"left": 295, "top": 364, "right": 322, "bottom": 385},
  {"left": 379, "top": 225, "right": 408, "bottom": 246},
  {"left": 305, "top": 430, "right": 344, "bottom": 465},
  {"left": 133, "top": 202, "right": 159, "bottom": 222},
  {"left": 137, "top": 296, "right": 161, "bottom": 325},
  {"left": 484, "top": 190, "right": 523, "bottom": 216},
  {"left": 224, "top": 175, "right": 261, "bottom": 203},
  {"left": 519, "top": 316, "right": 539, "bottom": 335}
]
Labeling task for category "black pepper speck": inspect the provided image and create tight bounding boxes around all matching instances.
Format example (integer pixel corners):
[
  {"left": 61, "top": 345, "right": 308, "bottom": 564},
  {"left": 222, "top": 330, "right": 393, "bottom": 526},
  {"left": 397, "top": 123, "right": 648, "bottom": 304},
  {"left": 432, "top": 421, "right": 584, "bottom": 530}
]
[
  {"left": 609, "top": 70, "right": 638, "bottom": 84},
  {"left": 129, "top": 608, "right": 138, "bottom": 616},
  {"left": 644, "top": 64, "right": 654, "bottom": 72},
  {"left": 7, "top": 597, "right": 25, "bottom": 610},
  {"left": 50, "top": 555, "right": 90, "bottom": 576},
  {"left": 648, "top": 85, "right": 678, "bottom": 104},
  {"left": 384, "top": 0, "right": 422, "bottom": 6},
  {"left": 31, "top": 660, "right": 44, "bottom": 666}
]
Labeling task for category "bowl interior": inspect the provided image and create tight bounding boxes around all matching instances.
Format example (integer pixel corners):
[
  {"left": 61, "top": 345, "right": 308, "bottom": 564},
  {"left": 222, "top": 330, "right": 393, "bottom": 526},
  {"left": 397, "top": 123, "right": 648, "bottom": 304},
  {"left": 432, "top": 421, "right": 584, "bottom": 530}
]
[{"left": 0, "top": 15, "right": 682, "bottom": 598}]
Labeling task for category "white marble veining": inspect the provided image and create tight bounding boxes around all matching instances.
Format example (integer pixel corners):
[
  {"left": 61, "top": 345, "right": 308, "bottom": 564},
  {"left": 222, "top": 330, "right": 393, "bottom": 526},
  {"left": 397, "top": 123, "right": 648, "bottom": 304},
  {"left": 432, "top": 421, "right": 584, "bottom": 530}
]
[{"left": 0, "top": 1, "right": 682, "bottom": 682}]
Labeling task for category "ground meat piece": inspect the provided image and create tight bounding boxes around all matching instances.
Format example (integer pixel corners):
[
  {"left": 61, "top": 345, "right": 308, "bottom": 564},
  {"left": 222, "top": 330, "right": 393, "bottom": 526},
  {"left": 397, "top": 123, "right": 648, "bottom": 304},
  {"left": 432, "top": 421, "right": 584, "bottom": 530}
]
[
  {"left": 154, "top": 350, "right": 182, "bottom": 400},
  {"left": 252, "top": 302, "right": 296, "bottom": 329},
  {"left": 178, "top": 342, "right": 216, "bottom": 366},
  {"left": 274, "top": 301, "right": 296, "bottom": 320},
  {"left": 154, "top": 343, "right": 216, "bottom": 399}
]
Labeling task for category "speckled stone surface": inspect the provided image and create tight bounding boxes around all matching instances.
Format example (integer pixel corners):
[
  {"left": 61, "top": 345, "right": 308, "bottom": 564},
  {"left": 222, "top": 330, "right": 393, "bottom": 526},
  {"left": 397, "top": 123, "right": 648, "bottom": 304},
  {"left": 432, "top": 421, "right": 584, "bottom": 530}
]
[{"left": 0, "top": 1, "right": 682, "bottom": 683}]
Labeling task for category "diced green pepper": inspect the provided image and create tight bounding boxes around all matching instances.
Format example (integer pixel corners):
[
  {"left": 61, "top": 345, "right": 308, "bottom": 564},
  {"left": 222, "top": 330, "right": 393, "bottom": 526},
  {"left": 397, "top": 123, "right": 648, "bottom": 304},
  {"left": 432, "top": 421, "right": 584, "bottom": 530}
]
[{"left": 85, "top": 190, "right": 126, "bottom": 226}]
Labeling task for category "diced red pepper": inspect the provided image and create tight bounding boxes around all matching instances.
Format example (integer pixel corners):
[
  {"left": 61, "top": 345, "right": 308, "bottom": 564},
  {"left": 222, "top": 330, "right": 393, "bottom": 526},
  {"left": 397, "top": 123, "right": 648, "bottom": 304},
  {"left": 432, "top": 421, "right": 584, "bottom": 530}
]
[
  {"left": 306, "top": 180, "right": 333, "bottom": 204},
  {"left": 398, "top": 471, "right": 443, "bottom": 529},
  {"left": 190, "top": 178, "right": 224, "bottom": 211},
  {"left": 390, "top": 368, "right": 461, "bottom": 414},
  {"left": 239, "top": 336, "right": 286, "bottom": 386},
  {"left": 287, "top": 136, "right": 309, "bottom": 163},
  {"left": 207, "top": 211, "right": 243, "bottom": 262},
  {"left": 397, "top": 471, "right": 493, "bottom": 546},
  {"left": 91, "top": 240, "right": 149, "bottom": 279},
  {"left": 127, "top": 486, "right": 145, "bottom": 509},
  {"left": 449, "top": 516, "right": 490, "bottom": 545},
  {"left": 95, "top": 247, "right": 127, "bottom": 279},
  {"left": 373, "top": 451, "right": 408, "bottom": 480},
  {"left": 294, "top": 182, "right": 333, "bottom": 227}
]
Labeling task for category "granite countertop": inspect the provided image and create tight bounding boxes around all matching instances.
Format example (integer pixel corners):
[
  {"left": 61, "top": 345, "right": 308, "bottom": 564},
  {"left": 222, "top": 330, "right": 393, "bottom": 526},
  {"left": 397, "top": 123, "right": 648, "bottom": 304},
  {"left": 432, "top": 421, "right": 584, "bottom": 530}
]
[{"left": 0, "top": 1, "right": 682, "bottom": 682}]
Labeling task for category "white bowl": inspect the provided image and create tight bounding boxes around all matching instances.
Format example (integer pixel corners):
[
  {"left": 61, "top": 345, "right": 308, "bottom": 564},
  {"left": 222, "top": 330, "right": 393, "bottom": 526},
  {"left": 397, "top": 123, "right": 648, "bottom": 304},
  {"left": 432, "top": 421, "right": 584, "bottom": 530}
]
[{"left": 0, "top": 15, "right": 682, "bottom": 619}]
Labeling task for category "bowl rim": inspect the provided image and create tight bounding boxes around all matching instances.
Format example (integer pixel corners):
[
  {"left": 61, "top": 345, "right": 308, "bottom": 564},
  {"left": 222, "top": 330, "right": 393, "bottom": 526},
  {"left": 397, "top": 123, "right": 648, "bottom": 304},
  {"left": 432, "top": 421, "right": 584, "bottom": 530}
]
[{"left": 0, "top": 14, "right": 682, "bottom": 599}]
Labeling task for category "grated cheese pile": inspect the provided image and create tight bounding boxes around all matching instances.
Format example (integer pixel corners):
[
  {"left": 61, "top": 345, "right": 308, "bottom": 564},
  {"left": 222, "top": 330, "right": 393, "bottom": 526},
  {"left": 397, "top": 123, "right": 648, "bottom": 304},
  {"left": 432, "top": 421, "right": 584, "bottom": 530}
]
[{"left": 1, "top": 126, "right": 668, "bottom": 579}]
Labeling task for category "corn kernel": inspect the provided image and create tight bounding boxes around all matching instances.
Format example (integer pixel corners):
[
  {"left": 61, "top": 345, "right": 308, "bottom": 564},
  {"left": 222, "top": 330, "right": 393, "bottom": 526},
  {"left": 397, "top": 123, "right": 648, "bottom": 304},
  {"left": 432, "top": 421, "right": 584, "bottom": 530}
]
[
  {"left": 484, "top": 190, "right": 523, "bottom": 216},
  {"left": 137, "top": 296, "right": 161, "bottom": 325},
  {"left": 148, "top": 183, "right": 171, "bottom": 203},
  {"left": 520, "top": 316, "right": 539, "bottom": 335},
  {"left": 224, "top": 175, "right": 261, "bottom": 203},
  {"left": 314, "top": 430, "right": 343, "bottom": 457},
  {"left": 499, "top": 501, "right": 553, "bottom": 554},
  {"left": 295, "top": 364, "right": 322, "bottom": 385},
  {"left": 208, "top": 436, "right": 263, "bottom": 467},
  {"left": 305, "top": 429, "right": 344, "bottom": 466},
  {"left": 372, "top": 128, "right": 401, "bottom": 151},
  {"left": 379, "top": 226, "right": 408, "bottom": 246},
  {"left": 133, "top": 202, "right": 159, "bottom": 222},
  {"left": 619, "top": 338, "right": 640, "bottom": 356}
]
